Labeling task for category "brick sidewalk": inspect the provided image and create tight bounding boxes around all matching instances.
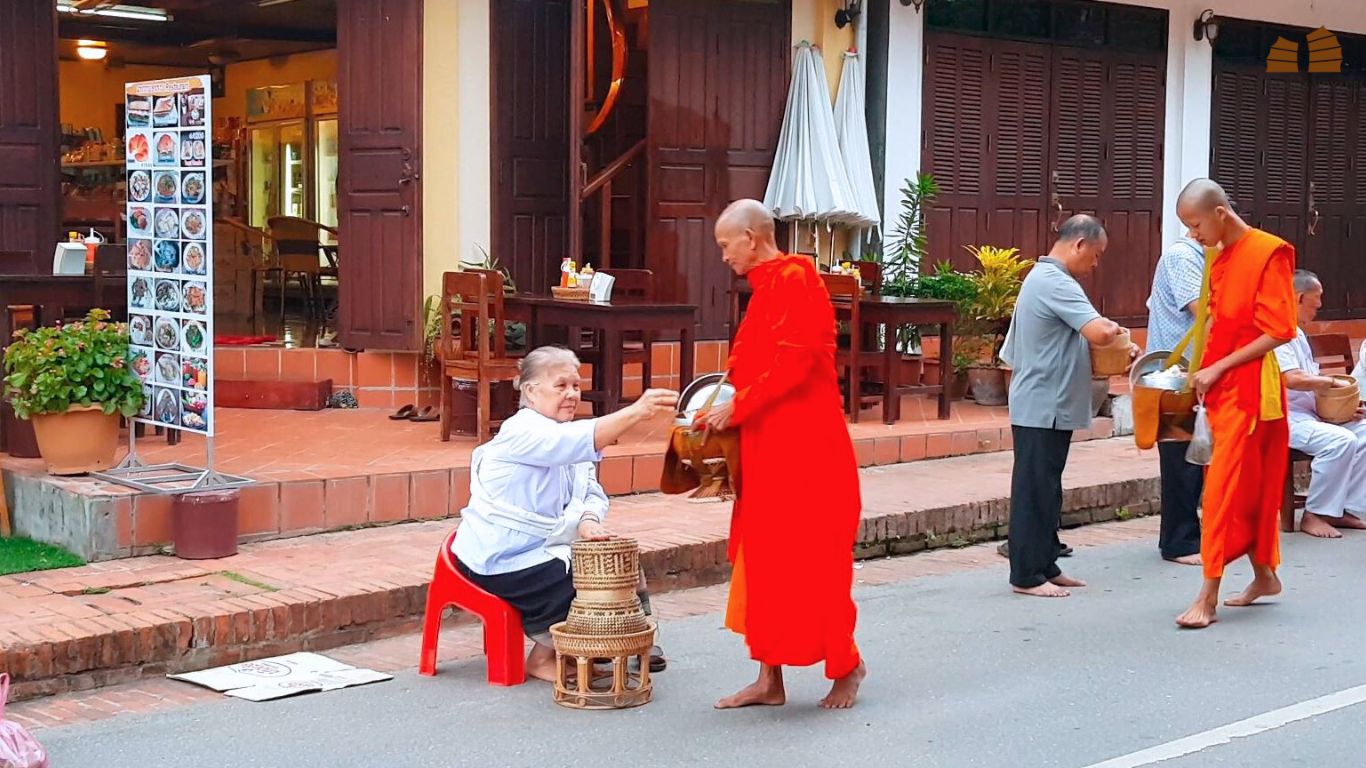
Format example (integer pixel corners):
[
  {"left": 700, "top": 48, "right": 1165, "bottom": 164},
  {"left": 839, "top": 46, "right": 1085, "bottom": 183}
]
[
  {"left": 0, "top": 437, "right": 1161, "bottom": 702},
  {"left": 5, "top": 515, "right": 1162, "bottom": 733}
]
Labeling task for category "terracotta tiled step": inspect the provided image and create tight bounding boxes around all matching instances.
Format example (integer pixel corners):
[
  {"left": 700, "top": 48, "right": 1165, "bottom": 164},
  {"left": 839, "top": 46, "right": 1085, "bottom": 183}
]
[{"left": 0, "top": 438, "right": 1160, "bottom": 702}]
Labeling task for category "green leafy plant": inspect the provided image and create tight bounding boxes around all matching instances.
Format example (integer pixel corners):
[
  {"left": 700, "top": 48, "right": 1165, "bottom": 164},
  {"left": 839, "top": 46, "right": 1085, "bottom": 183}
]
[
  {"left": 3, "top": 309, "right": 143, "bottom": 419},
  {"left": 885, "top": 172, "right": 939, "bottom": 283},
  {"left": 957, "top": 245, "right": 1032, "bottom": 367}
]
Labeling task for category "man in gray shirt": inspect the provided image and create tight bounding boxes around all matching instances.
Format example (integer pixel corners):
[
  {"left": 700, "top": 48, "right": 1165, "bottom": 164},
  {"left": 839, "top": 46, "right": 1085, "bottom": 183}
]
[
  {"left": 1143, "top": 236, "right": 1206, "bottom": 565},
  {"left": 999, "top": 214, "right": 1133, "bottom": 597}
]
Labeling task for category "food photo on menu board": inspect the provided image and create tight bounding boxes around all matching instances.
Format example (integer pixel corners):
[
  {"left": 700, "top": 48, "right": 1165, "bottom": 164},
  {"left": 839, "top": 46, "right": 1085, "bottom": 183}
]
[{"left": 124, "top": 74, "right": 214, "bottom": 436}]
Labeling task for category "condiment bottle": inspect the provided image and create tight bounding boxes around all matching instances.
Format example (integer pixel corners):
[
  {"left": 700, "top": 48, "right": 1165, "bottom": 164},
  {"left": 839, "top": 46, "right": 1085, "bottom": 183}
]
[
  {"left": 559, "top": 257, "right": 572, "bottom": 288},
  {"left": 83, "top": 228, "right": 102, "bottom": 272}
]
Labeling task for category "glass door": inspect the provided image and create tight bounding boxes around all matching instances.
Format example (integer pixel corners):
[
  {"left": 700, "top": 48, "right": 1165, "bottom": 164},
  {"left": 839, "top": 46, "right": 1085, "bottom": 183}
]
[
  {"left": 314, "top": 118, "right": 339, "bottom": 231},
  {"left": 279, "top": 121, "right": 307, "bottom": 219},
  {"left": 248, "top": 125, "right": 279, "bottom": 230}
]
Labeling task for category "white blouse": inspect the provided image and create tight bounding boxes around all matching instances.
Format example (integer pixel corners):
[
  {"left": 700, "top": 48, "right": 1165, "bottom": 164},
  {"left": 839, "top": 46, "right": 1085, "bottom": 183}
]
[
  {"left": 1354, "top": 340, "right": 1365, "bottom": 394},
  {"left": 452, "top": 408, "right": 609, "bottom": 576}
]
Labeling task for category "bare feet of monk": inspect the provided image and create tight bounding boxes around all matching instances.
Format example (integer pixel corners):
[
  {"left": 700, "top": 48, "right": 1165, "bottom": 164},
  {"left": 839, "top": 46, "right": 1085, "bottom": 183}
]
[
  {"left": 1224, "top": 568, "right": 1282, "bottom": 607},
  {"left": 1328, "top": 512, "right": 1366, "bottom": 531},
  {"left": 819, "top": 660, "right": 867, "bottom": 709},
  {"left": 1013, "top": 582, "right": 1071, "bottom": 597},
  {"left": 715, "top": 664, "right": 787, "bottom": 709},
  {"left": 1175, "top": 598, "right": 1219, "bottom": 629},
  {"left": 1165, "top": 554, "right": 1203, "bottom": 566},
  {"left": 1301, "top": 511, "right": 1344, "bottom": 539}
]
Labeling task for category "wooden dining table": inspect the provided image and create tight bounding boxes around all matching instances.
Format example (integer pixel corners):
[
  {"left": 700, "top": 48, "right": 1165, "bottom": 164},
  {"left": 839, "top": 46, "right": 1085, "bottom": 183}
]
[
  {"left": 0, "top": 273, "right": 128, "bottom": 343},
  {"left": 504, "top": 294, "right": 698, "bottom": 415}
]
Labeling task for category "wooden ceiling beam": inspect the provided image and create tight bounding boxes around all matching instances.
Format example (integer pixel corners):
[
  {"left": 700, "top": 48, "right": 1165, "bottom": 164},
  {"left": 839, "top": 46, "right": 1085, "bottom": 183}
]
[{"left": 59, "top": 18, "right": 336, "bottom": 46}]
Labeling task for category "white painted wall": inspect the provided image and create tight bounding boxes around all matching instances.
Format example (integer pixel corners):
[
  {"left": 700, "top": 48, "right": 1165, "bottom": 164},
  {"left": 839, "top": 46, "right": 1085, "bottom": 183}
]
[{"left": 880, "top": 1, "right": 925, "bottom": 261}]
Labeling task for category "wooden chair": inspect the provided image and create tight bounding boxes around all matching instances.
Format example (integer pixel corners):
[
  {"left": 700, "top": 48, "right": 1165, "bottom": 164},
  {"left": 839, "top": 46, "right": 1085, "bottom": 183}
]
[
  {"left": 1282, "top": 332, "right": 1359, "bottom": 532},
  {"left": 576, "top": 268, "right": 656, "bottom": 410},
  {"left": 267, "top": 216, "right": 335, "bottom": 324},
  {"left": 439, "top": 271, "right": 521, "bottom": 444},
  {"left": 825, "top": 274, "right": 886, "bottom": 422}
]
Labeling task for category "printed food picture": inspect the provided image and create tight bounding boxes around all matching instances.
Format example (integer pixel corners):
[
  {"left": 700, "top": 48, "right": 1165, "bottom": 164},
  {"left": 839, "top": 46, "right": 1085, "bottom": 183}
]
[
  {"left": 156, "top": 352, "right": 179, "bottom": 385},
  {"left": 152, "top": 95, "right": 178, "bottom": 127},
  {"left": 155, "top": 279, "right": 181, "bottom": 311},
  {"left": 129, "top": 277, "right": 152, "bottom": 309},
  {"left": 180, "top": 131, "right": 207, "bottom": 168},
  {"left": 154, "top": 171, "right": 178, "bottom": 204},
  {"left": 181, "top": 392, "right": 209, "bottom": 431},
  {"left": 140, "top": 385, "right": 154, "bottom": 418},
  {"left": 128, "top": 348, "right": 152, "bottom": 380},
  {"left": 128, "top": 170, "right": 151, "bottom": 202},
  {"left": 154, "top": 132, "right": 178, "bottom": 165},
  {"left": 128, "top": 206, "right": 152, "bottom": 237},
  {"left": 181, "top": 208, "right": 207, "bottom": 240},
  {"left": 154, "top": 240, "right": 179, "bottom": 272},
  {"left": 154, "top": 317, "right": 180, "bottom": 350},
  {"left": 182, "top": 356, "right": 208, "bottom": 390},
  {"left": 182, "top": 319, "right": 207, "bottom": 356},
  {"left": 127, "top": 239, "right": 152, "bottom": 271},
  {"left": 154, "top": 207, "right": 179, "bottom": 238},
  {"left": 181, "top": 172, "right": 205, "bottom": 205},
  {"left": 155, "top": 389, "right": 179, "bottom": 425},
  {"left": 128, "top": 314, "right": 153, "bottom": 347},
  {"left": 126, "top": 131, "right": 151, "bottom": 164},
  {"left": 181, "top": 242, "right": 207, "bottom": 275},
  {"left": 179, "top": 91, "right": 206, "bottom": 127},
  {"left": 127, "top": 96, "right": 151, "bottom": 127},
  {"left": 182, "top": 281, "right": 208, "bottom": 314}
]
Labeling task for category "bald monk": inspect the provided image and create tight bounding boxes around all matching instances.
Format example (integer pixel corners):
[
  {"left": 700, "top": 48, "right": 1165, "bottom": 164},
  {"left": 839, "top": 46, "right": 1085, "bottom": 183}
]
[
  {"left": 1174, "top": 179, "right": 1298, "bottom": 629},
  {"left": 697, "top": 199, "right": 866, "bottom": 709}
]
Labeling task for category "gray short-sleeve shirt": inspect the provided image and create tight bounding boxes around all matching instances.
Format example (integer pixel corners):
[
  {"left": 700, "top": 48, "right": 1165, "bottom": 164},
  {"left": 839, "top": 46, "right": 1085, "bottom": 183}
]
[{"left": 1000, "top": 258, "right": 1102, "bottom": 431}]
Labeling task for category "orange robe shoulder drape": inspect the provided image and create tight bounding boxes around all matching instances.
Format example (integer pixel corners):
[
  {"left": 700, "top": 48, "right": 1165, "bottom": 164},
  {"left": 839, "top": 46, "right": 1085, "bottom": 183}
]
[
  {"left": 722, "top": 254, "right": 861, "bottom": 679},
  {"left": 1200, "top": 229, "right": 1297, "bottom": 579}
]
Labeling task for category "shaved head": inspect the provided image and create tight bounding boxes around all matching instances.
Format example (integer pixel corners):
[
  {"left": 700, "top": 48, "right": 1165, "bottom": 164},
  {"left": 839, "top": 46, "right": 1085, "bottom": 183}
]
[
  {"left": 715, "top": 198, "right": 780, "bottom": 275},
  {"left": 716, "top": 198, "right": 776, "bottom": 237},
  {"left": 1175, "top": 177, "right": 1247, "bottom": 249},
  {"left": 1176, "top": 178, "right": 1231, "bottom": 213}
]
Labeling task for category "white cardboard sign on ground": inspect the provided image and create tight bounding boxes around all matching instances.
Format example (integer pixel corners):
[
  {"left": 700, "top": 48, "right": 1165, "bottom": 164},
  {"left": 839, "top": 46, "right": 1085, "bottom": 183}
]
[{"left": 168, "top": 652, "right": 392, "bottom": 702}]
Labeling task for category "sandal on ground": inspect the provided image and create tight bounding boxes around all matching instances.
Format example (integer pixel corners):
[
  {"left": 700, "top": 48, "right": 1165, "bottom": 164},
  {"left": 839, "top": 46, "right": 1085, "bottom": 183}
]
[
  {"left": 408, "top": 405, "right": 439, "bottom": 422},
  {"left": 389, "top": 404, "right": 416, "bottom": 420}
]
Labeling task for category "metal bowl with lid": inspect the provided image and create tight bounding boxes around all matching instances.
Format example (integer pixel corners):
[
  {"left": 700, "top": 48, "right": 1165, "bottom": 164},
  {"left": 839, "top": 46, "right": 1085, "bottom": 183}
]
[
  {"left": 1129, "top": 350, "right": 1190, "bottom": 391},
  {"left": 674, "top": 373, "right": 736, "bottom": 427}
]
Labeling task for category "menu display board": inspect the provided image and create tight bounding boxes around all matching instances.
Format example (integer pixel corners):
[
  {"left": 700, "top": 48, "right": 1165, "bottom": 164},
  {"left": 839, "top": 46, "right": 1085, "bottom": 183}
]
[{"left": 124, "top": 76, "right": 214, "bottom": 436}]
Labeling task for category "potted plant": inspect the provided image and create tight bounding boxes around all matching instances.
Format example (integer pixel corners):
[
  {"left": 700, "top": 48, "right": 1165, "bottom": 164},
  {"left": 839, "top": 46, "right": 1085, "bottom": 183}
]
[
  {"left": 881, "top": 173, "right": 939, "bottom": 383},
  {"left": 2, "top": 309, "right": 143, "bottom": 475},
  {"left": 959, "top": 245, "right": 1032, "bottom": 406},
  {"left": 906, "top": 261, "right": 977, "bottom": 391}
]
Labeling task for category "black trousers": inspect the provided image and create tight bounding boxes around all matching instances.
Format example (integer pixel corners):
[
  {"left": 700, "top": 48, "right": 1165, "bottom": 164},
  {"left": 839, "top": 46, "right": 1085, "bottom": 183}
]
[
  {"left": 1009, "top": 425, "right": 1073, "bottom": 589},
  {"left": 1157, "top": 441, "right": 1204, "bottom": 559}
]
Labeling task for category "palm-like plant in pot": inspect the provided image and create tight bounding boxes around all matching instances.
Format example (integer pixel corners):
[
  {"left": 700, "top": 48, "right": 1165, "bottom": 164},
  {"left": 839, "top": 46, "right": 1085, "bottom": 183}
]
[
  {"left": 3, "top": 310, "right": 144, "bottom": 474},
  {"left": 959, "top": 245, "right": 1032, "bottom": 406}
]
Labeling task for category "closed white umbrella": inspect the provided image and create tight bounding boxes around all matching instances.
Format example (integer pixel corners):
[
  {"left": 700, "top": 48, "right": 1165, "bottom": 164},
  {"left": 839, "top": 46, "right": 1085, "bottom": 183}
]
[
  {"left": 833, "top": 48, "right": 882, "bottom": 245},
  {"left": 762, "top": 42, "right": 874, "bottom": 239}
]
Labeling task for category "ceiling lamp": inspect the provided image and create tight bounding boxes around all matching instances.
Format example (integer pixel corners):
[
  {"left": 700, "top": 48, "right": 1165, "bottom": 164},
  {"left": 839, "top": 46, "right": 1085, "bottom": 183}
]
[
  {"left": 57, "top": 2, "right": 171, "bottom": 22},
  {"left": 76, "top": 39, "right": 108, "bottom": 61}
]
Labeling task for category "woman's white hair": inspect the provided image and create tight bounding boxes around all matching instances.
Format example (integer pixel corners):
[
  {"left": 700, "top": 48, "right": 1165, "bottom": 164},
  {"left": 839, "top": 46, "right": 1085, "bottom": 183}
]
[{"left": 517, "top": 346, "right": 581, "bottom": 407}]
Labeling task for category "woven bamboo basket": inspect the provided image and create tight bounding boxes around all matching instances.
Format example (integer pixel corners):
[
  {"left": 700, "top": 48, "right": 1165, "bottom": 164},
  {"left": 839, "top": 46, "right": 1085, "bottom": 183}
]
[
  {"left": 570, "top": 539, "right": 641, "bottom": 593},
  {"left": 564, "top": 597, "right": 650, "bottom": 636},
  {"left": 1091, "top": 327, "right": 1132, "bottom": 377},
  {"left": 552, "top": 285, "right": 591, "bottom": 301},
  {"left": 1316, "top": 375, "right": 1361, "bottom": 424}
]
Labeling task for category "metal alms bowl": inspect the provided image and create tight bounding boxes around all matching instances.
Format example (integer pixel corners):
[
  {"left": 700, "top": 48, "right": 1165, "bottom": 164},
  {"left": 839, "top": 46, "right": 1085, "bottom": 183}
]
[
  {"left": 674, "top": 373, "right": 736, "bottom": 427},
  {"left": 1129, "top": 350, "right": 1190, "bottom": 390}
]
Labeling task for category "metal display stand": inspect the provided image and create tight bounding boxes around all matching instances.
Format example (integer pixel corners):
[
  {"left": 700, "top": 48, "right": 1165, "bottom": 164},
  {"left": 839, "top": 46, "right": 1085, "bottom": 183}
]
[{"left": 93, "top": 429, "right": 251, "bottom": 494}]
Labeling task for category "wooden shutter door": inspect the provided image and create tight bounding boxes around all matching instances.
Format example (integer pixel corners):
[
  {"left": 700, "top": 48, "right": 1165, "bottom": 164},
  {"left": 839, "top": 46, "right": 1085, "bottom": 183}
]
[
  {"left": 0, "top": 0, "right": 59, "bottom": 272},
  {"left": 1352, "top": 83, "right": 1366, "bottom": 313},
  {"left": 921, "top": 33, "right": 990, "bottom": 270},
  {"left": 1260, "top": 76, "right": 1310, "bottom": 255},
  {"left": 1048, "top": 48, "right": 1107, "bottom": 299},
  {"left": 491, "top": 0, "right": 570, "bottom": 295},
  {"left": 1306, "top": 80, "right": 1354, "bottom": 316},
  {"left": 1102, "top": 52, "right": 1165, "bottom": 322},
  {"left": 1210, "top": 65, "right": 1263, "bottom": 220},
  {"left": 987, "top": 40, "right": 1051, "bottom": 261},
  {"left": 337, "top": 0, "right": 423, "bottom": 350}
]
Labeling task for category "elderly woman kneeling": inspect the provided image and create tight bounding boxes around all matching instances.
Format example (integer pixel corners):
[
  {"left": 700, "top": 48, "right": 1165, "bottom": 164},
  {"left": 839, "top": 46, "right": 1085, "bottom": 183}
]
[{"left": 453, "top": 346, "right": 678, "bottom": 682}]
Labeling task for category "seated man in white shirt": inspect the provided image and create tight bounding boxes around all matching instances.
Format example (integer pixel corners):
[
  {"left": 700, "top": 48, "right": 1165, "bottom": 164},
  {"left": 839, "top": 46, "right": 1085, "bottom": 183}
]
[
  {"left": 1274, "top": 270, "right": 1366, "bottom": 538},
  {"left": 1355, "top": 339, "right": 1366, "bottom": 392},
  {"left": 452, "top": 346, "right": 679, "bottom": 681}
]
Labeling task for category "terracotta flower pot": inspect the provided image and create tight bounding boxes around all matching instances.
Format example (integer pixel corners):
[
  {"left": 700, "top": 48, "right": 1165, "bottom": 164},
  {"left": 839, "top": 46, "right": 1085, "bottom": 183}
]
[
  {"left": 29, "top": 404, "right": 121, "bottom": 475},
  {"left": 949, "top": 369, "right": 970, "bottom": 401},
  {"left": 899, "top": 354, "right": 924, "bottom": 387},
  {"left": 967, "top": 366, "right": 1009, "bottom": 406}
]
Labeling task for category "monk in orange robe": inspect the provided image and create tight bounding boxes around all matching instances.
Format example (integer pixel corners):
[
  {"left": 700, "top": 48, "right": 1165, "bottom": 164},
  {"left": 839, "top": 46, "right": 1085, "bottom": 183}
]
[
  {"left": 697, "top": 199, "right": 865, "bottom": 709},
  {"left": 1175, "top": 179, "right": 1298, "bottom": 629}
]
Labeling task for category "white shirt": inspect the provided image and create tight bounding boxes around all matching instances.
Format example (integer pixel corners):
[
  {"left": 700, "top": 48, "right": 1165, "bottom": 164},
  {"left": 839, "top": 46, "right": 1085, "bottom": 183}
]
[
  {"left": 452, "top": 408, "right": 608, "bottom": 576},
  {"left": 1354, "top": 340, "right": 1365, "bottom": 393},
  {"left": 1274, "top": 329, "right": 1320, "bottom": 421}
]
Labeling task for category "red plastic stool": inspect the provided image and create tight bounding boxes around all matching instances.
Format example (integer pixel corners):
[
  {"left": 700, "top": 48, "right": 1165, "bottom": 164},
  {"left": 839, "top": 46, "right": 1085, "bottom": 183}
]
[{"left": 419, "top": 530, "right": 527, "bottom": 685}]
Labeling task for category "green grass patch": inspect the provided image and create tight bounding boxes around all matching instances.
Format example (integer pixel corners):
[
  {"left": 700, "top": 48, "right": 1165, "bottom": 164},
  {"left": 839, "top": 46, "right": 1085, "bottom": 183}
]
[
  {"left": 0, "top": 536, "right": 86, "bottom": 576},
  {"left": 218, "top": 571, "right": 279, "bottom": 592}
]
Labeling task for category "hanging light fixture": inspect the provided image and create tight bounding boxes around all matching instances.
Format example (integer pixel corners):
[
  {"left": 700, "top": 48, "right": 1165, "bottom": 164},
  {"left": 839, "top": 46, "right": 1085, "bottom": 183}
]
[
  {"left": 76, "top": 39, "right": 108, "bottom": 61},
  {"left": 834, "top": 0, "right": 862, "bottom": 29},
  {"left": 899, "top": 0, "right": 928, "bottom": 12},
  {"left": 1193, "top": 9, "right": 1219, "bottom": 45},
  {"left": 57, "top": 2, "right": 171, "bottom": 22}
]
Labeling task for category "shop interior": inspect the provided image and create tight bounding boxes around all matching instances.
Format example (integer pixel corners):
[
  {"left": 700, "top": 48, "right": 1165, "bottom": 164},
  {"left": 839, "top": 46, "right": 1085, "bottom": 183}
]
[{"left": 56, "top": 0, "right": 339, "bottom": 346}]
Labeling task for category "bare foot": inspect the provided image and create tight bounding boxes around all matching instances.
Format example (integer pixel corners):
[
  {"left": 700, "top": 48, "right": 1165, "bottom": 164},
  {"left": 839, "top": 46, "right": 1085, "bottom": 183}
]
[
  {"left": 819, "top": 660, "right": 867, "bottom": 709},
  {"left": 1329, "top": 512, "right": 1366, "bottom": 530},
  {"left": 1301, "top": 512, "right": 1344, "bottom": 539},
  {"left": 1224, "top": 571, "right": 1282, "bottom": 607},
  {"left": 715, "top": 666, "right": 786, "bottom": 709},
  {"left": 1013, "top": 582, "right": 1071, "bottom": 598},
  {"left": 1165, "top": 554, "right": 1203, "bottom": 566},
  {"left": 1050, "top": 574, "right": 1086, "bottom": 588},
  {"left": 526, "top": 652, "right": 558, "bottom": 683},
  {"left": 1175, "top": 599, "right": 1219, "bottom": 629}
]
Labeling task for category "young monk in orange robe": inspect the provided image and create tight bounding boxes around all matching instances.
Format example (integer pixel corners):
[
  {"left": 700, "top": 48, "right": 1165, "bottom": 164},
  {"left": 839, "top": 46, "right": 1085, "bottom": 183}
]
[
  {"left": 697, "top": 199, "right": 866, "bottom": 709},
  {"left": 1174, "top": 179, "right": 1298, "bottom": 629}
]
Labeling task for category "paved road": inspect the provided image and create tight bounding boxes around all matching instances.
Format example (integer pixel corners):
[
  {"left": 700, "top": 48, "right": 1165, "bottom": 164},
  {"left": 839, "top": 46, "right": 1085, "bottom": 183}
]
[{"left": 40, "top": 530, "right": 1366, "bottom": 768}]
